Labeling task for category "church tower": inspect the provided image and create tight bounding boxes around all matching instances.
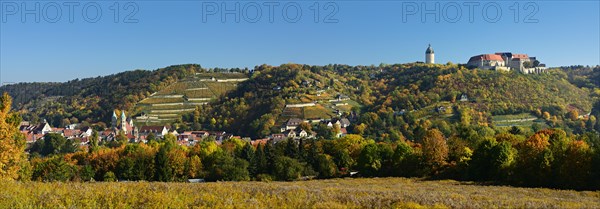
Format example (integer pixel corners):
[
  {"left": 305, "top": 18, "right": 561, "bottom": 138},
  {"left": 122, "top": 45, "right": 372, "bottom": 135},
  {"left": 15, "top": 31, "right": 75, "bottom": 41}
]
[
  {"left": 111, "top": 111, "right": 118, "bottom": 128},
  {"left": 121, "top": 110, "right": 128, "bottom": 133},
  {"left": 426, "top": 44, "right": 435, "bottom": 64}
]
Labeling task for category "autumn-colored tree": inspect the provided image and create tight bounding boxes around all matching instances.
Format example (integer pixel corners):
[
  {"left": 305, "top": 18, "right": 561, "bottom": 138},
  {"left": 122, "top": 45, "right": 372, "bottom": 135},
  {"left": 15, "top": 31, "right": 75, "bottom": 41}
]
[
  {"left": 299, "top": 122, "right": 312, "bottom": 132},
  {"left": 88, "top": 148, "right": 121, "bottom": 181},
  {"left": 515, "top": 130, "right": 553, "bottom": 187},
  {"left": 458, "top": 107, "right": 472, "bottom": 125},
  {"left": 542, "top": 112, "right": 551, "bottom": 120},
  {"left": 0, "top": 93, "right": 26, "bottom": 180},
  {"left": 353, "top": 123, "right": 367, "bottom": 135},
  {"left": 167, "top": 146, "right": 188, "bottom": 181},
  {"left": 31, "top": 156, "right": 77, "bottom": 182},
  {"left": 422, "top": 129, "right": 449, "bottom": 170},
  {"left": 332, "top": 134, "right": 374, "bottom": 160},
  {"left": 186, "top": 155, "right": 203, "bottom": 179},
  {"left": 221, "top": 137, "right": 246, "bottom": 156},
  {"left": 567, "top": 110, "right": 579, "bottom": 121}
]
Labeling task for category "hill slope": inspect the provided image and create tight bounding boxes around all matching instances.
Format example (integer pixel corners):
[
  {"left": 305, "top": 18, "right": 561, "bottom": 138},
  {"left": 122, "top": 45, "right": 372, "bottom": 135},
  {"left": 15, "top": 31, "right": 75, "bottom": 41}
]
[
  {"left": 134, "top": 72, "right": 248, "bottom": 124},
  {"left": 1, "top": 63, "right": 594, "bottom": 137},
  {"left": 369, "top": 64, "right": 592, "bottom": 115},
  {"left": 0, "top": 64, "right": 203, "bottom": 127},
  {"left": 190, "top": 63, "right": 593, "bottom": 138}
]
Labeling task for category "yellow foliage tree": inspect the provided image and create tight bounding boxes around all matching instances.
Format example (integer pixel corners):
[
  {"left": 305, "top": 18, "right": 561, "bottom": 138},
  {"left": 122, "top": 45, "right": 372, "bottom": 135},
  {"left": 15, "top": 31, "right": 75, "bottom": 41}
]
[
  {"left": 422, "top": 129, "right": 449, "bottom": 168},
  {"left": 0, "top": 93, "right": 26, "bottom": 180}
]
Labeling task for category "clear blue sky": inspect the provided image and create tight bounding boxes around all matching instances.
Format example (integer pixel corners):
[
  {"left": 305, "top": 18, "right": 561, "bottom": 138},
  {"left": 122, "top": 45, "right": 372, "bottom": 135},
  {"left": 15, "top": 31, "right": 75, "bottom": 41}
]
[{"left": 1, "top": 0, "right": 599, "bottom": 83}]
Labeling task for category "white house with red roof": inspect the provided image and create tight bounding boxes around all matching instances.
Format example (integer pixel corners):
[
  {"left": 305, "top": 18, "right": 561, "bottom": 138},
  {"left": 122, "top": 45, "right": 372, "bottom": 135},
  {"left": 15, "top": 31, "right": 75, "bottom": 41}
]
[{"left": 467, "top": 54, "right": 508, "bottom": 70}]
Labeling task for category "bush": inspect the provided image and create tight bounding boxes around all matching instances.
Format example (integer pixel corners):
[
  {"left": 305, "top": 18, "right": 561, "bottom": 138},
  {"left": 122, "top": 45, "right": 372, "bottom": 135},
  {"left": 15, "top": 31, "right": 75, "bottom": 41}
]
[
  {"left": 103, "top": 171, "right": 117, "bottom": 182},
  {"left": 256, "top": 174, "right": 273, "bottom": 182}
]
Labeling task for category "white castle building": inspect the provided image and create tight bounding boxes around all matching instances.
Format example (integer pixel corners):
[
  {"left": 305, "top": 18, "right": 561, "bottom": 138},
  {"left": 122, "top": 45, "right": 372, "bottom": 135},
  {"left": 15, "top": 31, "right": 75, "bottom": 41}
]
[{"left": 467, "top": 52, "right": 547, "bottom": 74}]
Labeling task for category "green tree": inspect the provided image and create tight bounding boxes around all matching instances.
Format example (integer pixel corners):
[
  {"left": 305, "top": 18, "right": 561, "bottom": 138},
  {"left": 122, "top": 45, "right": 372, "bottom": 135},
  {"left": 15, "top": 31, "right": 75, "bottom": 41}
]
[
  {"left": 154, "top": 142, "right": 174, "bottom": 181},
  {"left": 240, "top": 143, "right": 255, "bottom": 163},
  {"left": 356, "top": 143, "right": 381, "bottom": 177},
  {"left": 284, "top": 139, "right": 299, "bottom": 159},
  {"left": 116, "top": 131, "right": 128, "bottom": 146},
  {"left": 314, "top": 154, "right": 337, "bottom": 178},
  {"left": 89, "top": 130, "right": 99, "bottom": 153},
  {"left": 33, "top": 133, "right": 78, "bottom": 156},
  {"left": 163, "top": 133, "right": 177, "bottom": 144},
  {"left": 392, "top": 141, "right": 420, "bottom": 177},
  {"left": 315, "top": 123, "right": 334, "bottom": 140},
  {"left": 79, "top": 165, "right": 96, "bottom": 182},
  {"left": 273, "top": 156, "right": 304, "bottom": 181},
  {"left": 205, "top": 151, "right": 250, "bottom": 181},
  {"left": 555, "top": 140, "right": 593, "bottom": 189},
  {"left": 252, "top": 144, "right": 268, "bottom": 175},
  {"left": 470, "top": 139, "right": 516, "bottom": 181},
  {"left": 103, "top": 171, "right": 117, "bottom": 182},
  {"left": 146, "top": 133, "right": 157, "bottom": 143},
  {"left": 377, "top": 143, "right": 396, "bottom": 176}
]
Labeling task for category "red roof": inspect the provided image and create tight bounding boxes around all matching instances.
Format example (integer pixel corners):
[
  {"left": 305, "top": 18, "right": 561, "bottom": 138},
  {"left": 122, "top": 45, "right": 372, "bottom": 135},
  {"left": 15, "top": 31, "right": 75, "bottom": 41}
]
[
  {"left": 469, "top": 54, "right": 504, "bottom": 62},
  {"left": 140, "top": 126, "right": 167, "bottom": 133},
  {"left": 63, "top": 129, "right": 81, "bottom": 137}
]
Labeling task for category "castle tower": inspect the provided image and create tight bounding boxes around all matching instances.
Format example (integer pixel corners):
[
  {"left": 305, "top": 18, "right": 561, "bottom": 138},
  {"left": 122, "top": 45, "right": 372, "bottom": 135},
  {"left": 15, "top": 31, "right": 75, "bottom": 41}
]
[
  {"left": 426, "top": 44, "right": 435, "bottom": 64},
  {"left": 111, "top": 111, "right": 118, "bottom": 128}
]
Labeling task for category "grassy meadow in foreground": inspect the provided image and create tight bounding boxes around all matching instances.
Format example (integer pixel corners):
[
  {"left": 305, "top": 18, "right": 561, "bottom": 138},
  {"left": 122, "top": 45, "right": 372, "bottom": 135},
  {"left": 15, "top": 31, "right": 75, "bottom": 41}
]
[{"left": 1, "top": 178, "right": 599, "bottom": 209}]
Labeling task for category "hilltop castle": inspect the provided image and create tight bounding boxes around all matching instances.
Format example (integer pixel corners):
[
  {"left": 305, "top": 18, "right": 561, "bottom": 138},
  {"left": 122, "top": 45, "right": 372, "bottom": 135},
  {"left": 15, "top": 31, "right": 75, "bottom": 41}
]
[{"left": 467, "top": 52, "right": 547, "bottom": 74}]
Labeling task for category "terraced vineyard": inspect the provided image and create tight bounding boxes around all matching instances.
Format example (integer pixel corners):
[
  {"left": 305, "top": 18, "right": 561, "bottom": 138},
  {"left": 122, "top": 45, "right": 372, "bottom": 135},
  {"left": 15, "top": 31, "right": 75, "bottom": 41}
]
[
  {"left": 134, "top": 73, "right": 247, "bottom": 124},
  {"left": 492, "top": 113, "right": 546, "bottom": 128},
  {"left": 277, "top": 89, "right": 361, "bottom": 126}
]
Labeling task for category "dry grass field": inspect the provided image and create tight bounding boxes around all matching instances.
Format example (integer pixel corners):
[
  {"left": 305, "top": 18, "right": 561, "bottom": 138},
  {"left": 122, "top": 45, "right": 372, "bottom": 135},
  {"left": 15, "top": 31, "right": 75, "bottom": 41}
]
[{"left": 1, "top": 178, "right": 598, "bottom": 209}]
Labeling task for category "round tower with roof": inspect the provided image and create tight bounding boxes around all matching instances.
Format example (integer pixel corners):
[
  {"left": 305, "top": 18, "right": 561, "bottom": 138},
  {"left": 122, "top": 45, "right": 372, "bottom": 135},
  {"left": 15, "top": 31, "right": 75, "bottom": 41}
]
[{"left": 426, "top": 44, "right": 435, "bottom": 64}]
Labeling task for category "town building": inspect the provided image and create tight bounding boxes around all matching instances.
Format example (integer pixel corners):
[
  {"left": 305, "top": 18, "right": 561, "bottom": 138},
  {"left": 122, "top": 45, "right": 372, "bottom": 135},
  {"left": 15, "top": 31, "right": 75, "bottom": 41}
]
[
  {"left": 111, "top": 110, "right": 136, "bottom": 135},
  {"left": 138, "top": 126, "right": 170, "bottom": 138}
]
